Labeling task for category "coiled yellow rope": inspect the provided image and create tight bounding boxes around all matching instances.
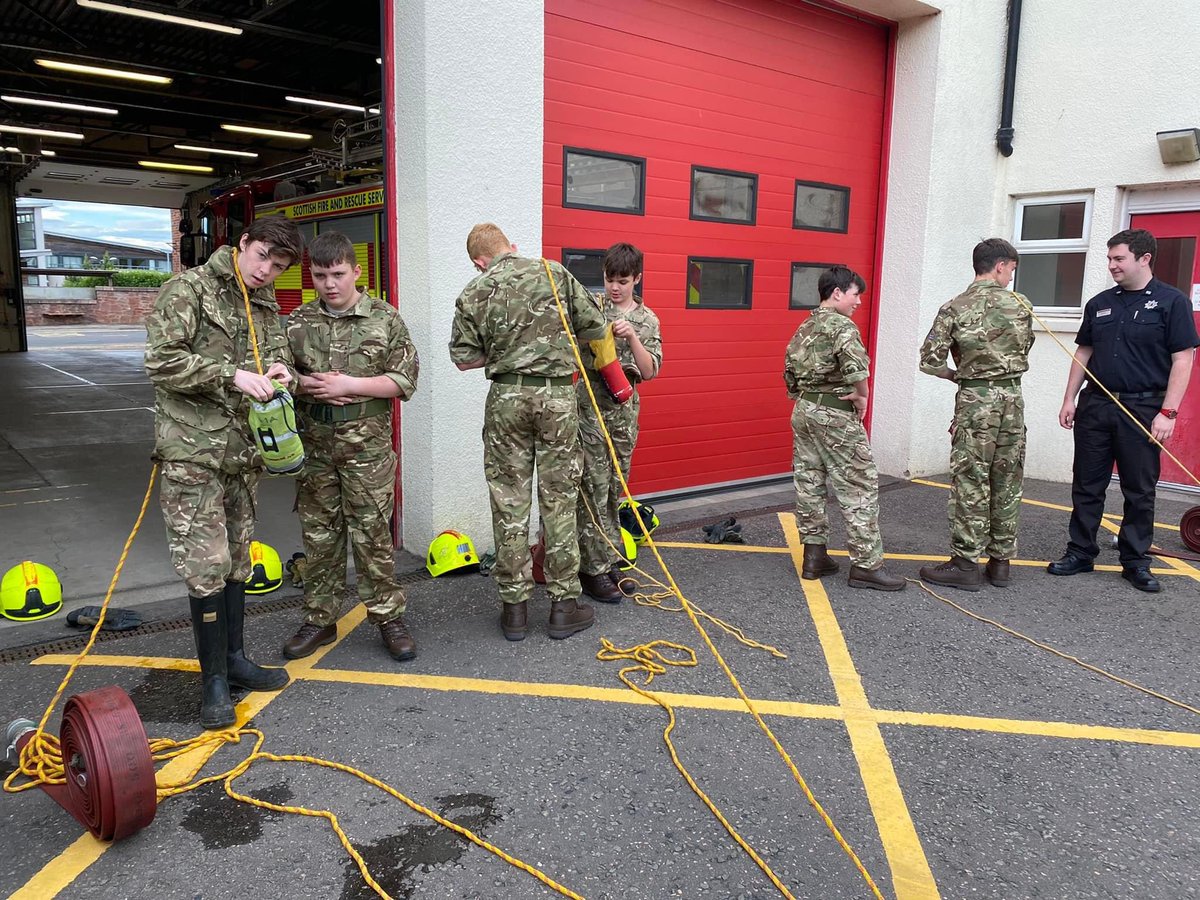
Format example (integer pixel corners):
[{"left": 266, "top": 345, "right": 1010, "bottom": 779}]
[{"left": 545, "top": 260, "right": 885, "bottom": 900}]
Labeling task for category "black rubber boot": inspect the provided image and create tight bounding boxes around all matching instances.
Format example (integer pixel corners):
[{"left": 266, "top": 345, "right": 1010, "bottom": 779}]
[
  {"left": 224, "top": 582, "right": 289, "bottom": 691},
  {"left": 189, "top": 593, "right": 236, "bottom": 730}
]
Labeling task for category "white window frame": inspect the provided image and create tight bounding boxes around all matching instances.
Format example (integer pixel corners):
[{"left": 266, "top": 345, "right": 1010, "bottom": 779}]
[{"left": 1012, "top": 192, "right": 1093, "bottom": 314}]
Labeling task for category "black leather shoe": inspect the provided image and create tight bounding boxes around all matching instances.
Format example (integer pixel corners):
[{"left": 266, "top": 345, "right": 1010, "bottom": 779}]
[
  {"left": 1121, "top": 567, "right": 1161, "bottom": 593},
  {"left": 1046, "top": 554, "right": 1094, "bottom": 576}
]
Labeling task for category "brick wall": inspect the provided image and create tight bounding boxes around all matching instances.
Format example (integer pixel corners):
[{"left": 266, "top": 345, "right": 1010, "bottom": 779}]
[{"left": 23, "top": 287, "right": 160, "bottom": 326}]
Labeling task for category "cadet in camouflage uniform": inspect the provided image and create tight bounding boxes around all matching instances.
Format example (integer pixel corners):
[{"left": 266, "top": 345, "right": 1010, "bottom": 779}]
[
  {"left": 144, "top": 216, "right": 302, "bottom": 730},
  {"left": 784, "top": 266, "right": 905, "bottom": 591},
  {"left": 281, "top": 231, "right": 420, "bottom": 662},
  {"left": 576, "top": 243, "right": 662, "bottom": 604},
  {"left": 449, "top": 223, "right": 610, "bottom": 641},
  {"left": 918, "top": 238, "right": 1033, "bottom": 591}
]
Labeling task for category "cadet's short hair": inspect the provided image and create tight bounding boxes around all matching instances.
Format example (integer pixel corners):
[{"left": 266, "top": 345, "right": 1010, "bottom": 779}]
[
  {"left": 240, "top": 215, "right": 303, "bottom": 266},
  {"left": 972, "top": 238, "right": 1019, "bottom": 275},
  {"left": 603, "top": 242, "right": 643, "bottom": 279},
  {"left": 308, "top": 231, "right": 357, "bottom": 269},
  {"left": 1108, "top": 228, "right": 1156, "bottom": 262},
  {"left": 818, "top": 265, "right": 866, "bottom": 301},
  {"left": 466, "top": 223, "right": 512, "bottom": 261}
]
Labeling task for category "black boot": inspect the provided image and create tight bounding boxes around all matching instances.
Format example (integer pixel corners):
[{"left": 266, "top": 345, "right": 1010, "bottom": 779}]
[
  {"left": 189, "top": 593, "right": 236, "bottom": 730},
  {"left": 224, "top": 582, "right": 289, "bottom": 691}
]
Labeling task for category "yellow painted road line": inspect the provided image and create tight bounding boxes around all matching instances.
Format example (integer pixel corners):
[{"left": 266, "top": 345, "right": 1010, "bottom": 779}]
[
  {"left": 876, "top": 709, "right": 1200, "bottom": 749},
  {"left": 912, "top": 478, "right": 1182, "bottom": 532},
  {"left": 653, "top": 540, "right": 791, "bottom": 553},
  {"left": 0, "top": 497, "right": 82, "bottom": 509},
  {"left": 780, "top": 512, "right": 940, "bottom": 900},
  {"left": 13, "top": 605, "right": 366, "bottom": 899}
]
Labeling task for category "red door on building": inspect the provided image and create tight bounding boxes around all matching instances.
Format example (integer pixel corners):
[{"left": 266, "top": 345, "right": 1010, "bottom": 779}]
[
  {"left": 544, "top": 0, "right": 893, "bottom": 496},
  {"left": 1130, "top": 211, "right": 1200, "bottom": 488}
]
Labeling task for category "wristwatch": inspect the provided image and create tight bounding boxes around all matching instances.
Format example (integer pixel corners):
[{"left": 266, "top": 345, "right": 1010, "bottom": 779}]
[{"left": 1160, "top": 408, "right": 1179, "bottom": 419}]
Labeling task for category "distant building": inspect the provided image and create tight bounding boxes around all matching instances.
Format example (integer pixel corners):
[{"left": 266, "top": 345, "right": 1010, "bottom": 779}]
[
  {"left": 15, "top": 199, "right": 53, "bottom": 286},
  {"left": 43, "top": 233, "right": 171, "bottom": 274}
]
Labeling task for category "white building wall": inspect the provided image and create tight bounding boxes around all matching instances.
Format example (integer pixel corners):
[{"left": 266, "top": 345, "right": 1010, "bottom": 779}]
[
  {"left": 394, "top": 0, "right": 545, "bottom": 554},
  {"left": 861, "top": 0, "right": 1200, "bottom": 484}
]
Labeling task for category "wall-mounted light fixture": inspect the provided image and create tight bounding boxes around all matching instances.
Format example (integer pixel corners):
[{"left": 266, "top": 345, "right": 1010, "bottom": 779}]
[{"left": 1157, "top": 128, "right": 1200, "bottom": 165}]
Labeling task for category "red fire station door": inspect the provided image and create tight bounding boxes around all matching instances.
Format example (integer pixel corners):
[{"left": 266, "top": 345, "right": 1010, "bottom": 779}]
[{"left": 1130, "top": 211, "right": 1200, "bottom": 487}]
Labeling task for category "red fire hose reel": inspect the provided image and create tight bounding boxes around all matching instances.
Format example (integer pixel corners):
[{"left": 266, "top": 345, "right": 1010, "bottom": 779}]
[
  {"left": 1180, "top": 506, "right": 1200, "bottom": 554},
  {"left": 7, "top": 686, "right": 156, "bottom": 842}
]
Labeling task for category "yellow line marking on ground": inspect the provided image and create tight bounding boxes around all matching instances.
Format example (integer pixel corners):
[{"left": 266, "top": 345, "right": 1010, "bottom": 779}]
[
  {"left": 14, "top": 605, "right": 365, "bottom": 899},
  {"left": 876, "top": 710, "right": 1200, "bottom": 748},
  {"left": 654, "top": 540, "right": 791, "bottom": 553},
  {"left": 780, "top": 512, "right": 939, "bottom": 900},
  {"left": 36, "top": 639, "right": 1200, "bottom": 750},
  {"left": 0, "top": 496, "right": 83, "bottom": 509},
  {"left": 912, "top": 478, "right": 1182, "bottom": 532}
]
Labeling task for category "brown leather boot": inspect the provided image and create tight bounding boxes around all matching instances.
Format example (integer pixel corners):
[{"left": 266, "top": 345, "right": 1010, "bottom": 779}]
[
  {"left": 580, "top": 571, "right": 623, "bottom": 604},
  {"left": 380, "top": 616, "right": 416, "bottom": 661},
  {"left": 548, "top": 597, "right": 594, "bottom": 640},
  {"left": 609, "top": 568, "right": 637, "bottom": 597},
  {"left": 985, "top": 558, "right": 1010, "bottom": 587},
  {"left": 802, "top": 544, "right": 840, "bottom": 580},
  {"left": 501, "top": 601, "right": 527, "bottom": 642},
  {"left": 848, "top": 565, "right": 906, "bottom": 592},
  {"left": 282, "top": 622, "right": 337, "bottom": 659},
  {"left": 919, "top": 556, "right": 983, "bottom": 592}
]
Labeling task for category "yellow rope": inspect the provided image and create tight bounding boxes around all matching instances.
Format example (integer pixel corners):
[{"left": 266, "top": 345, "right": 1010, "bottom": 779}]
[
  {"left": 910, "top": 578, "right": 1200, "bottom": 716},
  {"left": 232, "top": 247, "right": 265, "bottom": 377},
  {"left": 544, "top": 260, "right": 885, "bottom": 900}
]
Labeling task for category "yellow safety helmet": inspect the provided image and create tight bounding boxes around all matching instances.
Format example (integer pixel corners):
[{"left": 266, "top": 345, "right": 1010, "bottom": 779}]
[
  {"left": 617, "top": 528, "right": 638, "bottom": 570},
  {"left": 427, "top": 530, "right": 478, "bottom": 577},
  {"left": 618, "top": 499, "right": 659, "bottom": 544},
  {"left": 245, "top": 541, "right": 284, "bottom": 594},
  {"left": 1, "top": 561, "right": 63, "bottom": 622}
]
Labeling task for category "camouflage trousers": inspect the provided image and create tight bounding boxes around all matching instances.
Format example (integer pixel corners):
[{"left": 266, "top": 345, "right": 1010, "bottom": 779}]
[
  {"left": 791, "top": 399, "right": 883, "bottom": 568},
  {"left": 577, "top": 393, "right": 639, "bottom": 576},
  {"left": 296, "top": 416, "right": 405, "bottom": 627},
  {"left": 483, "top": 382, "right": 581, "bottom": 604},
  {"left": 159, "top": 460, "right": 259, "bottom": 598},
  {"left": 949, "top": 383, "right": 1026, "bottom": 560}
]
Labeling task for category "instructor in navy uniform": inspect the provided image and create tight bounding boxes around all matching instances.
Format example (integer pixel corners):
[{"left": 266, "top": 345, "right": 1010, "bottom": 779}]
[{"left": 1049, "top": 229, "right": 1199, "bottom": 593}]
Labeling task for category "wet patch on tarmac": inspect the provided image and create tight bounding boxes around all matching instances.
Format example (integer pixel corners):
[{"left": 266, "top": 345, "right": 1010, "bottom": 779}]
[
  {"left": 340, "top": 792, "right": 503, "bottom": 900},
  {"left": 179, "top": 780, "right": 293, "bottom": 850},
  {"left": 126, "top": 668, "right": 197, "bottom": 725}
]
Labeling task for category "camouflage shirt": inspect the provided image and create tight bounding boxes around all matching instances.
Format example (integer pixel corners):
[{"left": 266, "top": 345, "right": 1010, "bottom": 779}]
[
  {"left": 783, "top": 307, "right": 871, "bottom": 398},
  {"left": 144, "top": 244, "right": 296, "bottom": 473},
  {"left": 448, "top": 253, "right": 609, "bottom": 378},
  {"left": 919, "top": 279, "right": 1034, "bottom": 381},
  {"left": 286, "top": 291, "right": 419, "bottom": 401},
  {"left": 577, "top": 294, "right": 664, "bottom": 412}
]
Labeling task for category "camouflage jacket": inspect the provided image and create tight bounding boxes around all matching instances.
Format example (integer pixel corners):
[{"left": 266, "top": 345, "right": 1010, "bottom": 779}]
[
  {"left": 448, "top": 253, "right": 609, "bottom": 378},
  {"left": 783, "top": 306, "right": 871, "bottom": 398},
  {"left": 577, "top": 294, "right": 664, "bottom": 414},
  {"left": 144, "top": 245, "right": 296, "bottom": 473},
  {"left": 919, "top": 279, "right": 1034, "bottom": 382},
  {"left": 286, "top": 291, "right": 419, "bottom": 400}
]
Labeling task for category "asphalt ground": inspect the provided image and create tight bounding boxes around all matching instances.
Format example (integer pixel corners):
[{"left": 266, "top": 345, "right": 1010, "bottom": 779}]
[{"left": 2, "top": 327, "right": 1200, "bottom": 899}]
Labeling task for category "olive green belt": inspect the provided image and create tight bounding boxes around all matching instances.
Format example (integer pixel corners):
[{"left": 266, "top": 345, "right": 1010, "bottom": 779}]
[
  {"left": 959, "top": 375, "right": 1022, "bottom": 388},
  {"left": 800, "top": 392, "right": 855, "bottom": 412},
  {"left": 298, "top": 398, "right": 390, "bottom": 423},
  {"left": 491, "top": 372, "right": 574, "bottom": 387}
]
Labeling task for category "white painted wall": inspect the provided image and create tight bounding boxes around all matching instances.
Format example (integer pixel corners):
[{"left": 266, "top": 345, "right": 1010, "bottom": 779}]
[
  {"left": 394, "top": 0, "right": 545, "bottom": 554},
  {"left": 861, "top": 0, "right": 1200, "bottom": 484}
]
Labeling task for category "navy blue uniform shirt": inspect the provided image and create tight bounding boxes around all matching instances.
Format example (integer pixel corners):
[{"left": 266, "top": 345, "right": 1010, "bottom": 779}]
[{"left": 1075, "top": 277, "right": 1199, "bottom": 394}]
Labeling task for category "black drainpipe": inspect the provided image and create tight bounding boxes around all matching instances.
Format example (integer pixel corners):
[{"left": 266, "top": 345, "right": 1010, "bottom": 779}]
[{"left": 996, "top": 0, "right": 1023, "bottom": 157}]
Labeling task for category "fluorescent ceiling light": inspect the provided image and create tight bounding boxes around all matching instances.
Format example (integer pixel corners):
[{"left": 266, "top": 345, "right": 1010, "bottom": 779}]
[
  {"left": 42, "top": 149, "right": 57, "bottom": 156},
  {"left": 286, "top": 96, "right": 367, "bottom": 113},
  {"left": 221, "top": 124, "right": 311, "bottom": 141},
  {"left": 35, "top": 58, "right": 172, "bottom": 85},
  {"left": 368, "top": 107, "right": 380, "bottom": 115},
  {"left": 2, "top": 95, "right": 118, "bottom": 115},
  {"left": 174, "top": 143, "right": 259, "bottom": 159},
  {"left": 375, "top": 57, "right": 382, "bottom": 64},
  {"left": 0, "top": 124, "right": 84, "bottom": 139},
  {"left": 3, "top": 146, "right": 18, "bottom": 153},
  {"left": 139, "top": 159, "right": 214, "bottom": 173},
  {"left": 75, "top": 0, "right": 242, "bottom": 35}
]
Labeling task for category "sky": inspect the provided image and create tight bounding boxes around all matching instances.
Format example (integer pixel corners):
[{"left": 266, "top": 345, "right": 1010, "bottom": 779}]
[{"left": 37, "top": 200, "right": 171, "bottom": 252}]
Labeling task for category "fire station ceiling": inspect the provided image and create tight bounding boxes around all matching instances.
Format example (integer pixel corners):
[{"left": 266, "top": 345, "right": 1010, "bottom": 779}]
[{"left": 1, "top": 0, "right": 382, "bottom": 206}]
